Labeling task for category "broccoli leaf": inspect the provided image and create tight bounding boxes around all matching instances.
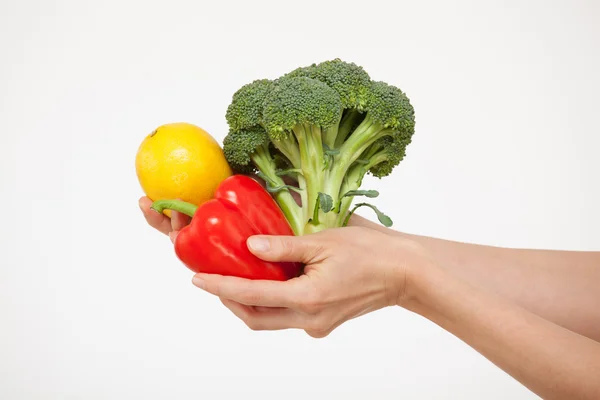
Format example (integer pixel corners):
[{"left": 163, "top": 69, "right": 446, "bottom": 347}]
[{"left": 342, "top": 202, "right": 393, "bottom": 227}]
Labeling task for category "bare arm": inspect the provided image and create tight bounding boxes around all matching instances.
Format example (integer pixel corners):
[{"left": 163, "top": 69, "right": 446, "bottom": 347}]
[
  {"left": 406, "top": 264, "right": 600, "bottom": 400},
  {"left": 190, "top": 227, "right": 600, "bottom": 399},
  {"left": 350, "top": 216, "right": 600, "bottom": 342}
]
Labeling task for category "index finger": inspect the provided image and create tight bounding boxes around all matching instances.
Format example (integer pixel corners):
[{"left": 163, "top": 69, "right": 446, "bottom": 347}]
[
  {"left": 193, "top": 273, "right": 307, "bottom": 308},
  {"left": 139, "top": 197, "right": 172, "bottom": 235}
]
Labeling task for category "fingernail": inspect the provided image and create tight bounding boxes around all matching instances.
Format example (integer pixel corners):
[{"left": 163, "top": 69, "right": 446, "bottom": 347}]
[
  {"left": 192, "top": 276, "right": 205, "bottom": 289},
  {"left": 247, "top": 236, "right": 270, "bottom": 252},
  {"left": 169, "top": 231, "right": 179, "bottom": 243}
]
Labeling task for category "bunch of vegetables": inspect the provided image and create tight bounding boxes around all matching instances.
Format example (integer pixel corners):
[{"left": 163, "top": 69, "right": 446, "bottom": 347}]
[
  {"left": 140, "top": 59, "right": 415, "bottom": 280},
  {"left": 222, "top": 59, "right": 415, "bottom": 235}
]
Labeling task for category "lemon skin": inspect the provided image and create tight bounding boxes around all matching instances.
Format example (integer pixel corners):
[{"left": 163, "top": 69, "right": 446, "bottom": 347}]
[{"left": 135, "top": 122, "right": 232, "bottom": 217}]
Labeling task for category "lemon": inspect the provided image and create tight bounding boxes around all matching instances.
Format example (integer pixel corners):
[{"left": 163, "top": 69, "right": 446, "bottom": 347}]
[{"left": 135, "top": 122, "right": 232, "bottom": 217}]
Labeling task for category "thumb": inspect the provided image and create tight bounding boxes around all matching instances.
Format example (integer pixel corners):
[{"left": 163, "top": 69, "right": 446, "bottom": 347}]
[{"left": 246, "top": 235, "right": 320, "bottom": 263}]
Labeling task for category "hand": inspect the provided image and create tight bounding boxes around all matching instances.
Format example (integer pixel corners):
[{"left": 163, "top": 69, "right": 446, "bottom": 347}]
[
  {"left": 191, "top": 227, "right": 432, "bottom": 338},
  {"left": 138, "top": 196, "right": 190, "bottom": 242},
  {"left": 137, "top": 175, "right": 298, "bottom": 242}
]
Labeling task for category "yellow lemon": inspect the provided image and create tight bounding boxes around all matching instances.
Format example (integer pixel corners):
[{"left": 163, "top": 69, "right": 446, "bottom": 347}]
[{"left": 135, "top": 122, "right": 232, "bottom": 217}]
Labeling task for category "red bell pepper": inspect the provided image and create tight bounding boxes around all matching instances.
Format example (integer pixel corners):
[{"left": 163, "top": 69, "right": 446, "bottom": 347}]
[{"left": 150, "top": 175, "right": 302, "bottom": 281}]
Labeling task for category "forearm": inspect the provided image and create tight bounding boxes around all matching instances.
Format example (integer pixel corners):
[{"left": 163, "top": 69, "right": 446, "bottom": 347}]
[
  {"left": 405, "top": 265, "right": 600, "bottom": 400},
  {"left": 410, "top": 235, "right": 600, "bottom": 341},
  {"left": 349, "top": 215, "right": 600, "bottom": 341}
]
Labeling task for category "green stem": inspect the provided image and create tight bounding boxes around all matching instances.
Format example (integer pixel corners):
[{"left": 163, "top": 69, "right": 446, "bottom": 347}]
[
  {"left": 345, "top": 128, "right": 393, "bottom": 167},
  {"left": 321, "top": 115, "right": 383, "bottom": 210},
  {"left": 293, "top": 124, "right": 311, "bottom": 167},
  {"left": 303, "top": 221, "right": 327, "bottom": 234},
  {"left": 361, "top": 140, "right": 385, "bottom": 161},
  {"left": 252, "top": 146, "right": 303, "bottom": 235},
  {"left": 293, "top": 124, "right": 311, "bottom": 222},
  {"left": 334, "top": 167, "right": 365, "bottom": 224},
  {"left": 276, "top": 168, "right": 303, "bottom": 177},
  {"left": 342, "top": 203, "right": 368, "bottom": 227},
  {"left": 273, "top": 191, "right": 303, "bottom": 235},
  {"left": 294, "top": 123, "right": 325, "bottom": 226},
  {"left": 339, "top": 114, "right": 394, "bottom": 169},
  {"left": 311, "top": 196, "right": 321, "bottom": 225},
  {"left": 322, "top": 162, "right": 346, "bottom": 213},
  {"left": 365, "top": 151, "right": 388, "bottom": 170},
  {"left": 342, "top": 202, "right": 393, "bottom": 227},
  {"left": 151, "top": 199, "right": 198, "bottom": 218},
  {"left": 323, "top": 112, "right": 342, "bottom": 150},
  {"left": 309, "top": 124, "right": 324, "bottom": 165},
  {"left": 335, "top": 109, "right": 363, "bottom": 148},
  {"left": 297, "top": 174, "right": 309, "bottom": 231},
  {"left": 335, "top": 154, "right": 389, "bottom": 227},
  {"left": 270, "top": 137, "right": 301, "bottom": 168}
]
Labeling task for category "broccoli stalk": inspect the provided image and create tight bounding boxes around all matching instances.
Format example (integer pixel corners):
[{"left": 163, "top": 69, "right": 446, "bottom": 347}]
[{"left": 223, "top": 59, "right": 415, "bottom": 235}]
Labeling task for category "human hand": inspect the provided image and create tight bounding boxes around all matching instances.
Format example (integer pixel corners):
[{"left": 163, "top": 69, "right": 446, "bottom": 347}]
[
  {"left": 137, "top": 175, "right": 297, "bottom": 242},
  {"left": 138, "top": 196, "right": 190, "bottom": 243},
  {"left": 191, "top": 227, "right": 432, "bottom": 338}
]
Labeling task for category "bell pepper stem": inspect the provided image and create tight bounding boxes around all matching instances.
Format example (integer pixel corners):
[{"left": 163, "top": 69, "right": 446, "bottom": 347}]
[{"left": 150, "top": 199, "right": 198, "bottom": 218}]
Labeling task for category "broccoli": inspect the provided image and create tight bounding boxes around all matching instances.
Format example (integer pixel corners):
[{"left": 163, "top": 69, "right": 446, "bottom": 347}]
[{"left": 223, "top": 59, "right": 415, "bottom": 235}]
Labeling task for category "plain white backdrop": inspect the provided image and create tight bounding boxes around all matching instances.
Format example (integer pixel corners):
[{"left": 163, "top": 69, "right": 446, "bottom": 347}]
[{"left": 1, "top": 0, "right": 598, "bottom": 398}]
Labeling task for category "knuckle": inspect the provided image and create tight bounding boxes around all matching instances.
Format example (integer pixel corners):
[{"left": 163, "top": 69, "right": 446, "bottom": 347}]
[
  {"left": 305, "top": 321, "right": 333, "bottom": 339},
  {"left": 238, "top": 289, "right": 262, "bottom": 305},
  {"left": 299, "top": 288, "right": 325, "bottom": 314},
  {"left": 278, "top": 238, "right": 297, "bottom": 259},
  {"left": 306, "top": 330, "right": 330, "bottom": 339},
  {"left": 300, "top": 302, "right": 320, "bottom": 315},
  {"left": 307, "top": 244, "right": 325, "bottom": 261},
  {"left": 245, "top": 318, "right": 264, "bottom": 331},
  {"left": 307, "top": 315, "right": 331, "bottom": 333}
]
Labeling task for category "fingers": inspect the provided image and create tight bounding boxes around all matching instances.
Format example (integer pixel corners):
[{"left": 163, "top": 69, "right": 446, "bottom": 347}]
[
  {"left": 139, "top": 196, "right": 191, "bottom": 238},
  {"left": 220, "top": 299, "right": 305, "bottom": 331},
  {"left": 139, "top": 197, "right": 172, "bottom": 235},
  {"left": 171, "top": 208, "right": 191, "bottom": 231},
  {"left": 193, "top": 273, "right": 305, "bottom": 308},
  {"left": 246, "top": 234, "right": 323, "bottom": 264},
  {"left": 220, "top": 297, "right": 338, "bottom": 335}
]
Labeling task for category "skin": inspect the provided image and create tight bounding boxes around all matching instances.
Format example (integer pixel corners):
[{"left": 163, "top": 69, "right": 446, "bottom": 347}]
[{"left": 138, "top": 196, "right": 600, "bottom": 399}]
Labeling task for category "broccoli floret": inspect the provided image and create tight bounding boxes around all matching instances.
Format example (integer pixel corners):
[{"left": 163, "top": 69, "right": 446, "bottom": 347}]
[
  {"left": 261, "top": 76, "right": 344, "bottom": 226},
  {"left": 263, "top": 76, "right": 342, "bottom": 138},
  {"left": 222, "top": 59, "right": 415, "bottom": 235},
  {"left": 225, "top": 79, "right": 273, "bottom": 131},
  {"left": 341, "top": 81, "right": 415, "bottom": 160},
  {"left": 365, "top": 135, "right": 410, "bottom": 178},
  {"left": 283, "top": 59, "right": 371, "bottom": 148},
  {"left": 222, "top": 126, "right": 269, "bottom": 174},
  {"left": 285, "top": 59, "right": 371, "bottom": 111}
]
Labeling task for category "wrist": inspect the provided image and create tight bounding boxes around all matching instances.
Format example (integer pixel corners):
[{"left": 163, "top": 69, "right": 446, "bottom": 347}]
[{"left": 388, "top": 235, "right": 445, "bottom": 310}]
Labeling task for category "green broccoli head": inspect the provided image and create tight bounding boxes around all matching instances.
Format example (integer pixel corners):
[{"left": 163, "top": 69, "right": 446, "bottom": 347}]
[
  {"left": 284, "top": 59, "right": 371, "bottom": 111},
  {"left": 284, "top": 63, "right": 317, "bottom": 79},
  {"left": 262, "top": 76, "right": 343, "bottom": 140},
  {"left": 348, "top": 82, "right": 415, "bottom": 178},
  {"left": 225, "top": 79, "right": 273, "bottom": 131},
  {"left": 365, "top": 81, "right": 415, "bottom": 134},
  {"left": 366, "top": 135, "right": 411, "bottom": 178},
  {"left": 222, "top": 125, "right": 269, "bottom": 173},
  {"left": 221, "top": 59, "right": 416, "bottom": 235}
]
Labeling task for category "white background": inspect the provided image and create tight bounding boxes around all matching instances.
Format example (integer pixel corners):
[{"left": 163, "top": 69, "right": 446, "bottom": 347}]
[{"left": 1, "top": 0, "right": 598, "bottom": 398}]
